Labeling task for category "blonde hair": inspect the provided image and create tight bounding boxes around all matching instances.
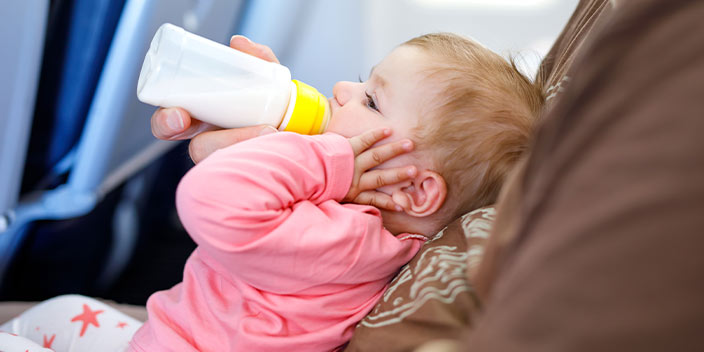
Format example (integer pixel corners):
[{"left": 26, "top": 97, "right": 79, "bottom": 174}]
[{"left": 404, "top": 33, "right": 544, "bottom": 220}]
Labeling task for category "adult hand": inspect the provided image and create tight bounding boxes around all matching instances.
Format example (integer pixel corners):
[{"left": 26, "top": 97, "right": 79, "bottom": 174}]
[{"left": 150, "top": 35, "right": 280, "bottom": 163}]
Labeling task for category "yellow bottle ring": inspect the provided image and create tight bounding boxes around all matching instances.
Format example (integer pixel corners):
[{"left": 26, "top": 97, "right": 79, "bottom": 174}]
[{"left": 283, "top": 80, "right": 330, "bottom": 135}]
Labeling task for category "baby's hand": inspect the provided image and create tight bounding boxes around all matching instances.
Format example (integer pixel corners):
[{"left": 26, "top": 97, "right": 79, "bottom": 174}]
[{"left": 344, "top": 128, "right": 417, "bottom": 211}]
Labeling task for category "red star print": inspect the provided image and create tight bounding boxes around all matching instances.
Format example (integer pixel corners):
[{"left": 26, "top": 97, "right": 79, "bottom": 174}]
[
  {"left": 43, "top": 333, "right": 56, "bottom": 348},
  {"left": 70, "top": 304, "right": 104, "bottom": 337},
  {"left": 117, "top": 321, "right": 128, "bottom": 329}
]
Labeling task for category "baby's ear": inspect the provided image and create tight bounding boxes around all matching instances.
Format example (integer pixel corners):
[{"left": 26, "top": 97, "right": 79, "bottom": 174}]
[{"left": 391, "top": 170, "right": 447, "bottom": 217}]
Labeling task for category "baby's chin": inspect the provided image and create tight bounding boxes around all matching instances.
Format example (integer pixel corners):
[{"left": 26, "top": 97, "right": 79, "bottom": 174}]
[
  {"left": 381, "top": 210, "right": 431, "bottom": 238},
  {"left": 380, "top": 209, "right": 408, "bottom": 235}
]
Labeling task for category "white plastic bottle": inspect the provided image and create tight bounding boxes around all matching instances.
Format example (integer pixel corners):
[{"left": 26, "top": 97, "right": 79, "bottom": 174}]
[{"left": 137, "top": 23, "right": 330, "bottom": 135}]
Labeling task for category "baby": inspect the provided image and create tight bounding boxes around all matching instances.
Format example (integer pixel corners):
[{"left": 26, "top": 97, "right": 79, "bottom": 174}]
[
  {"left": 129, "top": 32, "right": 543, "bottom": 352},
  {"left": 0, "top": 33, "right": 542, "bottom": 352}
]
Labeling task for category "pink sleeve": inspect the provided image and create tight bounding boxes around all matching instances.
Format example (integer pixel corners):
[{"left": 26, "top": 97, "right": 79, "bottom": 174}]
[{"left": 175, "top": 132, "right": 362, "bottom": 290}]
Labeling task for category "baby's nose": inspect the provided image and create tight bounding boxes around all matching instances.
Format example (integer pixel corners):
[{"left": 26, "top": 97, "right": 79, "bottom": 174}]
[{"left": 332, "top": 81, "right": 355, "bottom": 106}]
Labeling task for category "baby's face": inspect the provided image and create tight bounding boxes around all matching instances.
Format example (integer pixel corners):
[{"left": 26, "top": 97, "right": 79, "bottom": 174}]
[{"left": 327, "top": 45, "right": 436, "bottom": 169}]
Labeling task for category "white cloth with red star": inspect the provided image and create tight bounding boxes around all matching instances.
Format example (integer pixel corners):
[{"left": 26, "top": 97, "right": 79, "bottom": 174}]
[
  {"left": 0, "top": 331, "right": 53, "bottom": 352},
  {"left": 0, "top": 294, "right": 141, "bottom": 352}
]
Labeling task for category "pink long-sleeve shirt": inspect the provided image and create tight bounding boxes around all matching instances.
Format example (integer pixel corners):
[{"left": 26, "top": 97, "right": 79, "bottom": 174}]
[{"left": 129, "top": 132, "right": 425, "bottom": 352}]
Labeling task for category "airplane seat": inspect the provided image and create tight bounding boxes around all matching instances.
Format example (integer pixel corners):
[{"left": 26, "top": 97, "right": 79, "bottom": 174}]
[{"left": 0, "top": 0, "right": 246, "bottom": 301}]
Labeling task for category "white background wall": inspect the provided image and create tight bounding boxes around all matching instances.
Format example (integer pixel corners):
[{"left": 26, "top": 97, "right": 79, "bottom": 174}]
[{"left": 240, "top": 0, "right": 579, "bottom": 97}]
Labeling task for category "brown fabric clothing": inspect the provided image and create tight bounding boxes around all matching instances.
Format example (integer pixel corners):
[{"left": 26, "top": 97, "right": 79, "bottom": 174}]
[
  {"left": 468, "top": 0, "right": 704, "bottom": 351},
  {"left": 536, "top": 0, "right": 613, "bottom": 101},
  {"left": 476, "top": 0, "right": 613, "bottom": 303},
  {"left": 344, "top": 207, "right": 493, "bottom": 352}
]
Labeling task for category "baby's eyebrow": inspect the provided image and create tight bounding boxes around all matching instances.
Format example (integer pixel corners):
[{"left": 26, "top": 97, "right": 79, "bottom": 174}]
[{"left": 369, "top": 65, "right": 387, "bottom": 89}]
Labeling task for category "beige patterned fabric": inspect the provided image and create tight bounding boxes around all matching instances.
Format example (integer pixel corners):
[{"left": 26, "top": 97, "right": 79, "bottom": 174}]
[{"left": 344, "top": 206, "right": 495, "bottom": 352}]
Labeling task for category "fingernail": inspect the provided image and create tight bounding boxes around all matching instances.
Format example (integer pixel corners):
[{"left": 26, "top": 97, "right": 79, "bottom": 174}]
[
  {"left": 166, "top": 109, "right": 184, "bottom": 132},
  {"left": 395, "top": 205, "right": 403, "bottom": 212},
  {"left": 402, "top": 141, "right": 413, "bottom": 150},
  {"left": 407, "top": 167, "right": 417, "bottom": 177},
  {"left": 231, "top": 35, "right": 252, "bottom": 44},
  {"left": 259, "top": 125, "right": 278, "bottom": 136}
]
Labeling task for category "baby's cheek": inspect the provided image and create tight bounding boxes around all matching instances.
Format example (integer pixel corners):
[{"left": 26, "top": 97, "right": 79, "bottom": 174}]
[{"left": 324, "top": 117, "right": 354, "bottom": 137}]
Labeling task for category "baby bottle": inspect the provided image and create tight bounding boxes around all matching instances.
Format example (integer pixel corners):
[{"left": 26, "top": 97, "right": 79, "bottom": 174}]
[{"left": 137, "top": 23, "right": 330, "bottom": 135}]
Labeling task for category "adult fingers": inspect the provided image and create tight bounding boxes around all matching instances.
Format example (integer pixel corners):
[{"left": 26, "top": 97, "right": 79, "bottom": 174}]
[
  {"left": 353, "top": 191, "right": 402, "bottom": 212},
  {"left": 151, "top": 107, "right": 217, "bottom": 140},
  {"left": 189, "top": 125, "right": 278, "bottom": 163},
  {"left": 358, "top": 166, "right": 417, "bottom": 191},
  {"left": 357, "top": 139, "right": 414, "bottom": 171},
  {"left": 230, "top": 35, "right": 280, "bottom": 64}
]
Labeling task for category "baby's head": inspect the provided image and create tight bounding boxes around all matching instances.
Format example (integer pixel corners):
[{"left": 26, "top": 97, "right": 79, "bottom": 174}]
[{"left": 327, "top": 33, "right": 543, "bottom": 236}]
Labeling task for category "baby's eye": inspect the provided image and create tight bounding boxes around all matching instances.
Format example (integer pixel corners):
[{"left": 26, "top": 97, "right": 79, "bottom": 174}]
[{"left": 365, "top": 92, "right": 379, "bottom": 112}]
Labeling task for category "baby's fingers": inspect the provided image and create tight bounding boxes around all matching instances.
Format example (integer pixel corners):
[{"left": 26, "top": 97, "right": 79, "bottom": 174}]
[
  {"left": 349, "top": 128, "right": 392, "bottom": 156},
  {"left": 357, "top": 139, "right": 414, "bottom": 171},
  {"left": 353, "top": 191, "right": 402, "bottom": 212},
  {"left": 358, "top": 166, "right": 417, "bottom": 191}
]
